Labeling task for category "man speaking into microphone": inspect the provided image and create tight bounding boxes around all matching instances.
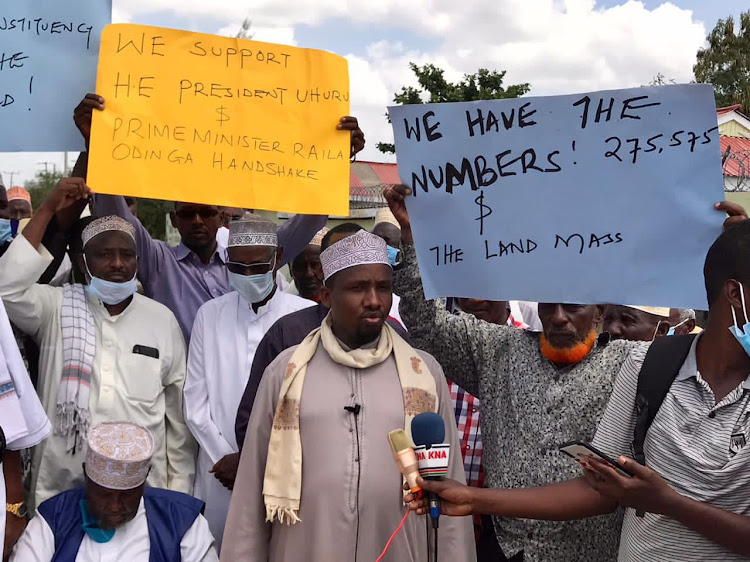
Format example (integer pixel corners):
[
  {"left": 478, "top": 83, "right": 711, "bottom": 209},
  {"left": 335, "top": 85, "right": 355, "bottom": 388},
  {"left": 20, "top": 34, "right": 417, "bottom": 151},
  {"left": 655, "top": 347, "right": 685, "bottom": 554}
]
[{"left": 221, "top": 230, "right": 474, "bottom": 561}]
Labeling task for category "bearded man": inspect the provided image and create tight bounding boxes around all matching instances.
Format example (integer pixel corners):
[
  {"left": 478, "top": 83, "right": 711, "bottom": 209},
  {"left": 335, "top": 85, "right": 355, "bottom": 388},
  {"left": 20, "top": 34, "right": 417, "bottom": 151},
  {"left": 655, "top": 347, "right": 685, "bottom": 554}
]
[{"left": 385, "top": 184, "right": 637, "bottom": 562}]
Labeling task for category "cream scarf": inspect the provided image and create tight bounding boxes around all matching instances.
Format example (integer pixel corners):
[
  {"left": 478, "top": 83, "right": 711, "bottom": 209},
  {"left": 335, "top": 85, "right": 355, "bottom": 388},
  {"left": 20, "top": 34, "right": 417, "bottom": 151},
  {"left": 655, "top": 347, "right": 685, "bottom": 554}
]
[{"left": 263, "top": 314, "right": 438, "bottom": 524}]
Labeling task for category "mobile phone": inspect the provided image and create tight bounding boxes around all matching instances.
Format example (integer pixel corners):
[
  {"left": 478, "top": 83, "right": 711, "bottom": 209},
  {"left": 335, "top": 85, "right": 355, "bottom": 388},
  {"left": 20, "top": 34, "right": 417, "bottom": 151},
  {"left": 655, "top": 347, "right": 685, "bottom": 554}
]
[{"left": 559, "top": 441, "right": 632, "bottom": 478}]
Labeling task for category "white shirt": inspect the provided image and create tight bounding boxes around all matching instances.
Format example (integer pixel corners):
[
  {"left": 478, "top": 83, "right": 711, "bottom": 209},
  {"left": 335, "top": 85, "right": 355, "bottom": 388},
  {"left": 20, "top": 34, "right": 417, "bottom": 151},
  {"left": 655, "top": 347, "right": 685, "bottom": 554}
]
[
  {"left": 0, "top": 236, "right": 196, "bottom": 509},
  {"left": 184, "top": 289, "right": 313, "bottom": 545},
  {"left": 0, "top": 300, "right": 51, "bottom": 560},
  {"left": 11, "top": 499, "right": 218, "bottom": 561}
]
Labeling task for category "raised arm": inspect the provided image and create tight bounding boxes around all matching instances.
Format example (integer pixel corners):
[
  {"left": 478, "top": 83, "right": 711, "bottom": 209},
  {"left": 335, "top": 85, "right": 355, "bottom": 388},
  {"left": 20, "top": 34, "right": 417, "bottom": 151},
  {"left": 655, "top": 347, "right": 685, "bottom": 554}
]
[
  {"left": 385, "top": 185, "right": 510, "bottom": 395},
  {"left": 0, "top": 179, "right": 90, "bottom": 336},
  {"left": 74, "top": 93, "right": 162, "bottom": 283},
  {"left": 276, "top": 214, "right": 327, "bottom": 267}
]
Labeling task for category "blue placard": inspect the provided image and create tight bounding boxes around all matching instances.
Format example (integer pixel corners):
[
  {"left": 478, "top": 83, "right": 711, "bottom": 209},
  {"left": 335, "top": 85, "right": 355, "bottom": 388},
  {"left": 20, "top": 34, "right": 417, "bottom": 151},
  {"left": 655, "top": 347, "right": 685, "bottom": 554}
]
[
  {"left": 0, "top": 0, "right": 111, "bottom": 151},
  {"left": 389, "top": 85, "right": 725, "bottom": 310}
]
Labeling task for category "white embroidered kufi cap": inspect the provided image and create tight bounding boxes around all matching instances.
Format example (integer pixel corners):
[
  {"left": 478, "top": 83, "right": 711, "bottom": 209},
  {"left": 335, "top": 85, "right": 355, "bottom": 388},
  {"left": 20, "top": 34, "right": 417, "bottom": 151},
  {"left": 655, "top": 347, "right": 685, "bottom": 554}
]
[
  {"left": 82, "top": 216, "right": 136, "bottom": 248},
  {"left": 85, "top": 422, "right": 154, "bottom": 490},
  {"left": 228, "top": 214, "right": 278, "bottom": 248},
  {"left": 320, "top": 229, "right": 391, "bottom": 281}
]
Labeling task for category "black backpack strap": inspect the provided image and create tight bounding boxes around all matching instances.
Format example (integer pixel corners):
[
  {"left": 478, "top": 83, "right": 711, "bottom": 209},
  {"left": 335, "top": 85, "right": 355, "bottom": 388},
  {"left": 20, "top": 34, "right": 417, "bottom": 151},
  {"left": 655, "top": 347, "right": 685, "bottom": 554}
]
[
  {"left": 632, "top": 334, "right": 696, "bottom": 465},
  {"left": 631, "top": 334, "right": 695, "bottom": 517}
]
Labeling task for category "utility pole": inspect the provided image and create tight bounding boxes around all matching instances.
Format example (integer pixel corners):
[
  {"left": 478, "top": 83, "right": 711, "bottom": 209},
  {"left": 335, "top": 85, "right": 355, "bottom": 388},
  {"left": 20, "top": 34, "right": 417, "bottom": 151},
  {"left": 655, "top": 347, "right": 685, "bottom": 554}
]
[
  {"left": 2, "top": 171, "right": 19, "bottom": 185},
  {"left": 38, "top": 161, "right": 53, "bottom": 174}
]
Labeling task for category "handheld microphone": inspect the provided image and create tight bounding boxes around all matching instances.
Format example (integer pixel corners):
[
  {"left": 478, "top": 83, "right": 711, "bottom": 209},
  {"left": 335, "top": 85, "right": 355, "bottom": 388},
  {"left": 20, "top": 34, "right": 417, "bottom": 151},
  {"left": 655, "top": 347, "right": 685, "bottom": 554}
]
[
  {"left": 387, "top": 429, "right": 421, "bottom": 494},
  {"left": 411, "top": 412, "right": 449, "bottom": 527}
]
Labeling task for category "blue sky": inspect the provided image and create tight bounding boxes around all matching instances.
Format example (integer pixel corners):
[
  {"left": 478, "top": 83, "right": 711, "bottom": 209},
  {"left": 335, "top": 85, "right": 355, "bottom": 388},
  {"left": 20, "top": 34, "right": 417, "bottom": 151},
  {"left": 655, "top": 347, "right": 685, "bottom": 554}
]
[{"left": 1, "top": 0, "right": 745, "bottom": 186}]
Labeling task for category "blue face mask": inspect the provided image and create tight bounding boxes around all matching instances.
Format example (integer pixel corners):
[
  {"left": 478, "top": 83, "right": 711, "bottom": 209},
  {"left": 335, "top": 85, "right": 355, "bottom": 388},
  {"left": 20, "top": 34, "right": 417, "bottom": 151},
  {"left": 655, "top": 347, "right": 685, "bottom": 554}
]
[
  {"left": 9, "top": 219, "right": 18, "bottom": 238},
  {"left": 80, "top": 500, "right": 116, "bottom": 543},
  {"left": 729, "top": 282, "right": 750, "bottom": 357},
  {"left": 386, "top": 245, "right": 400, "bottom": 266},
  {"left": 0, "top": 219, "right": 11, "bottom": 244},
  {"left": 229, "top": 271, "right": 275, "bottom": 304},
  {"left": 666, "top": 318, "right": 689, "bottom": 337},
  {"left": 84, "top": 260, "right": 138, "bottom": 305}
]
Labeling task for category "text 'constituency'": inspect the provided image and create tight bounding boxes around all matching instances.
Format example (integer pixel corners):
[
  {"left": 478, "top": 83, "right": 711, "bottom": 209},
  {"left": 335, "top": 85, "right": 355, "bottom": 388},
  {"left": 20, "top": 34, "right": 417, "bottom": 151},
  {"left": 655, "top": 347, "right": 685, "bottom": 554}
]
[
  {"left": 0, "top": 0, "right": 111, "bottom": 151},
  {"left": 390, "top": 85, "right": 725, "bottom": 310},
  {"left": 88, "top": 24, "right": 351, "bottom": 214}
]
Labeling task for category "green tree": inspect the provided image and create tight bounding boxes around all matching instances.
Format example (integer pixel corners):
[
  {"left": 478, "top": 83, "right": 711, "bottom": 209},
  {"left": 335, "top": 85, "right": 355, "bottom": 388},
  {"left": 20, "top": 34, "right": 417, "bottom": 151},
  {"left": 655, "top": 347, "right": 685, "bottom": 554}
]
[
  {"left": 137, "top": 199, "right": 171, "bottom": 241},
  {"left": 377, "top": 63, "right": 531, "bottom": 153},
  {"left": 25, "top": 169, "right": 64, "bottom": 209},
  {"left": 694, "top": 11, "right": 750, "bottom": 113},
  {"left": 236, "top": 18, "right": 254, "bottom": 39}
]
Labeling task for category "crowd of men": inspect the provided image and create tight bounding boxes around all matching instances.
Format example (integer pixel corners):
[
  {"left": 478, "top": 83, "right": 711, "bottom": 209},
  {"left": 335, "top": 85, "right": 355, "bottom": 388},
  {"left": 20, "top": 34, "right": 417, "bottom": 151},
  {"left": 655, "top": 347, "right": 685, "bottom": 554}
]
[{"left": 0, "top": 87, "right": 748, "bottom": 562}]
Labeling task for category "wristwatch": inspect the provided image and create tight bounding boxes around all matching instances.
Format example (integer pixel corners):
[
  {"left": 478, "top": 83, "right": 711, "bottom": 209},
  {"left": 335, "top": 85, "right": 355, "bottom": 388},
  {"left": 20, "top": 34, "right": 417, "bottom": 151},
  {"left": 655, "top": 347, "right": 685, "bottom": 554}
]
[{"left": 6, "top": 502, "right": 28, "bottom": 518}]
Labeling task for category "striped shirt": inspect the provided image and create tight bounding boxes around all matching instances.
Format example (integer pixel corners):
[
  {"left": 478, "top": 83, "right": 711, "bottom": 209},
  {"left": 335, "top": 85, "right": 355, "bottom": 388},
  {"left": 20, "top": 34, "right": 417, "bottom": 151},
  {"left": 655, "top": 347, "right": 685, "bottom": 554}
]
[{"left": 593, "top": 337, "right": 750, "bottom": 562}]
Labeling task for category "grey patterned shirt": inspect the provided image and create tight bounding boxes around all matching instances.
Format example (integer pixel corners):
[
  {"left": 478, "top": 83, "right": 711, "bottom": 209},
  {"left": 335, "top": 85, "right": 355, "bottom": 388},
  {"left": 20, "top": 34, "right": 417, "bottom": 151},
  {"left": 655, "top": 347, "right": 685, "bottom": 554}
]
[{"left": 394, "top": 243, "right": 637, "bottom": 562}]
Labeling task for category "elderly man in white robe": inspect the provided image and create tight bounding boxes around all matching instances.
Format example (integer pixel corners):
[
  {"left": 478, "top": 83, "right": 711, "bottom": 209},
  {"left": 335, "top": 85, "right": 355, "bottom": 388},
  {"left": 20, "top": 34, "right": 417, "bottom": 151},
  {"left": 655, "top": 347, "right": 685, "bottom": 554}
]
[
  {"left": 221, "top": 230, "right": 475, "bottom": 561},
  {"left": 184, "top": 215, "right": 314, "bottom": 549},
  {"left": 12, "top": 421, "right": 217, "bottom": 561},
  {"left": 0, "top": 178, "right": 195, "bottom": 509}
]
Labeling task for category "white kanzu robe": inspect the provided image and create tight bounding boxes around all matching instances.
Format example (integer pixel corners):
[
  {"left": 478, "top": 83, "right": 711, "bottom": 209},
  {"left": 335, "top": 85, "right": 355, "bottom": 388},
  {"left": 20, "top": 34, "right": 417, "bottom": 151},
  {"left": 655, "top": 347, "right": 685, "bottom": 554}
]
[
  {"left": 0, "top": 236, "right": 196, "bottom": 509},
  {"left": 184, "top": 289, "right": 314, "bottom": 548}
]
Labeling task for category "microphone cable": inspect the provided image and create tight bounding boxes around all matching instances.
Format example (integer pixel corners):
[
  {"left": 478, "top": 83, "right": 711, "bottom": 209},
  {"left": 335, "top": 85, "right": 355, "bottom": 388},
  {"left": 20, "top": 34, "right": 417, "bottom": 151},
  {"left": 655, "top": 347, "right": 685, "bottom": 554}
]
[{"left": 375, "top": 503, "right": 414, "bottom": 562}]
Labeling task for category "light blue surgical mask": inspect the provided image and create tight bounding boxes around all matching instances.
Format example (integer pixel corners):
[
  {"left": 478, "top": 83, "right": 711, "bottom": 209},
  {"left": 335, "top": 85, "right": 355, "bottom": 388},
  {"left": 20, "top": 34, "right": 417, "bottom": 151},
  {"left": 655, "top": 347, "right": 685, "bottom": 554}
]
[
  {"left": 84, "top": 259, "right": 138, "bottom": 305},
  {"left": 0, "top": 219, "right": 11, "bottom": 244},
  {"left": 229, "top": 271, "right": 275, "bottom": 304},
  {"left": 729, "top": 282, "right": 750, "bottom": 357},
  {"left": 80, "top": 500, "right": 116, "bottom": 543},
  {"left": 386, "top": 245, "right": 400, "bottom": 266},
  {"left": 666, "top": 318, "right": 689, "bottom": 336}
]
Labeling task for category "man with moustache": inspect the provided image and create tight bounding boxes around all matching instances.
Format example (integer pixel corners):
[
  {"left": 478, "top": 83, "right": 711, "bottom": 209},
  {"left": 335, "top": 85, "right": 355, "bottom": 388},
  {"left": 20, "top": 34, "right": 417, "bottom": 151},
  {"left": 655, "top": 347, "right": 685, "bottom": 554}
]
[{"left": 384, "top": 184, "right": 637, "bottom": 562}]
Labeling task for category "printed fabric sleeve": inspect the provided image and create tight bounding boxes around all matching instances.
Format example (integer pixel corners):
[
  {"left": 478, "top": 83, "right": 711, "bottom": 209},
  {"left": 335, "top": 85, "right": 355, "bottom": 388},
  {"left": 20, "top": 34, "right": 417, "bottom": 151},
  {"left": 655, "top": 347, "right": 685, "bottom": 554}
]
[{"left": 393, "top": 243, "right": 511, "bottom": 397}]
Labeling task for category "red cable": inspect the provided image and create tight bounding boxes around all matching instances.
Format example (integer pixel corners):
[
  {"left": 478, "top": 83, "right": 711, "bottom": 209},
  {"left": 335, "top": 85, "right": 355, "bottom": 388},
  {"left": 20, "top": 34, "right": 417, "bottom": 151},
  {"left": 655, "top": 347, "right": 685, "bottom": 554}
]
[{"left": 375, "top": 508, "right": 411, "bottom": 562}]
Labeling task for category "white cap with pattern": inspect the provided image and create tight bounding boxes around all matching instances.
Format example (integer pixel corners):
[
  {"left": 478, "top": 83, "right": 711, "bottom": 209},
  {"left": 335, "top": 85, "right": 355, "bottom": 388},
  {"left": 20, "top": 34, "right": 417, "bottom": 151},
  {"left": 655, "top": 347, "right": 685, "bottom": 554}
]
[
  {"left": 82, "top": 216, "right": 136, "bottom": 248},
  {"left": 228, "top": 215, "right": 278, "bottom": 248},
  {"left": 320, "top": 229, "right": 391, "bottom": 281},
  {"left": 85, "top": 422, "right": 154, "bottom": 490}
]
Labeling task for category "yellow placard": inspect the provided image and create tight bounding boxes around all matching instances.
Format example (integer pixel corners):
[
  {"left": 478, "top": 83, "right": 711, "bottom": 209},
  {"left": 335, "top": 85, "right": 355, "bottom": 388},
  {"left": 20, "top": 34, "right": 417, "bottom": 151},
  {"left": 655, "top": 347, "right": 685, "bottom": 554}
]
[{"left": 89, "top": 24, "right": 350, "bottom": 215}]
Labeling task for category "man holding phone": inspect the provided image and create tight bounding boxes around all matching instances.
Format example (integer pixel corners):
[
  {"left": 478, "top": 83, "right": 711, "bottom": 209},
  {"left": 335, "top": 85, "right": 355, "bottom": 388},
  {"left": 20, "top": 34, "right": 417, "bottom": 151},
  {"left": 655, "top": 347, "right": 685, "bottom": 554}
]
[{"left": 409, "top": 217, "right": 750, "bottom": 562}]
